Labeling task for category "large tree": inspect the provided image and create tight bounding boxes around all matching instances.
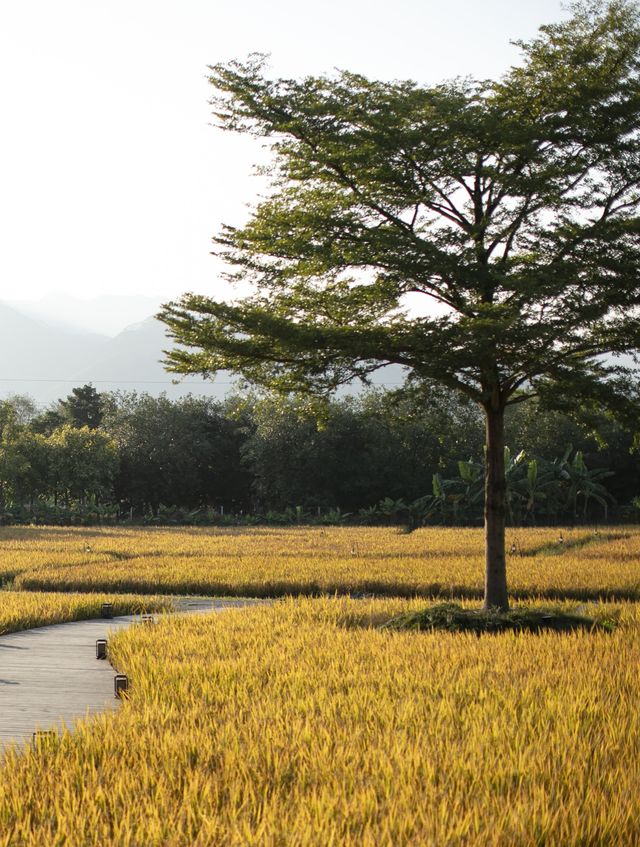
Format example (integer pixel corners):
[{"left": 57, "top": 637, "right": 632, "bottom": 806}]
[{"left": 160, "top": 0, "right": 640, "bottom": 609}]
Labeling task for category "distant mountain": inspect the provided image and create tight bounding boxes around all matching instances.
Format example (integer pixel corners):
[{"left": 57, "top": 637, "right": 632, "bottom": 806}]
[
  {"left": 70, "top": 317, "right": 235, "bottom": 401},
  {"left": 0, "top": 303, "right": 233, "bottom": 405},
  {"left": 0, "top": 295, "right": 407, "bottom": 406},
  {"left": 0, "top": 302, "right": 108, "bottom": 402},
  {"left": 7, "top": 293, "right": 166, "bottom": 337}
]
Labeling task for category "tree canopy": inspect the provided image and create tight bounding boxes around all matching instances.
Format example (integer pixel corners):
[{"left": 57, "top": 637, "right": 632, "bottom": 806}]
[{"left": 160, "top": 0, "right": 640, "bottom": 608}]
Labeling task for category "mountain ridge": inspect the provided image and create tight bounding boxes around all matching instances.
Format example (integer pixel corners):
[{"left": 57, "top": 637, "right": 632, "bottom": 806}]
[
  {"left": 7, "top": 293, "right": 166, "bottom": 337},
  {"left": 0, "top": 300, "right": 231, "bottom": 404}
]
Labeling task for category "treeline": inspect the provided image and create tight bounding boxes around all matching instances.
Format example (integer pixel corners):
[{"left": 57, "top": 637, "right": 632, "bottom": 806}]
[{"left": 0, "top": 384, "right": 638, "bottom": 526}]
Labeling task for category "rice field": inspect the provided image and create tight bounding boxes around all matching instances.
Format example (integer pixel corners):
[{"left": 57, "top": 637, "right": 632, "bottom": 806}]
[
  {"left": 0, "top": 590, "right": 171, "bottom": 636},
  {"left": 1, "top": 524, "right": 639, "bottom": 600},
  {"left": 1, "top": 597, "right": 639, "bottom": 846},
  {"left": 1, "top": 526, "right": 639, "bottom": 844}
]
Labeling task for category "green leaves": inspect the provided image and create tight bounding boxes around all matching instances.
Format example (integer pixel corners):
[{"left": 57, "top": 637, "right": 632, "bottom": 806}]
[{"left": 163, "top": 2, "right": 640, "bottom": 427}]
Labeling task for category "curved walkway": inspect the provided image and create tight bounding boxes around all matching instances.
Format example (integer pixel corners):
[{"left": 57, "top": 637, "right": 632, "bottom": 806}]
[{"left": 0, "top": 598, "right": 257, "bottom": 753}]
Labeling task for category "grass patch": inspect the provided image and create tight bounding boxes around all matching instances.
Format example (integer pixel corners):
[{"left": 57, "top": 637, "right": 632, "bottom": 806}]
[{"left": 380, "top": 602, "right": 617, "bottom": 634}]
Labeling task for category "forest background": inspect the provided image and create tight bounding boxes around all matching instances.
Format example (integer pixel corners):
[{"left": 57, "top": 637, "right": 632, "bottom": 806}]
[{"left": 0, "top": 383, "right": 637, "bottom": 527}]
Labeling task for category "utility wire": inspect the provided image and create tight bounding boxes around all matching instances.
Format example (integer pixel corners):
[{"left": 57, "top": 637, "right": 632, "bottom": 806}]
[{"left": 0, "top": 378, "right": 406, "bottom": 386}]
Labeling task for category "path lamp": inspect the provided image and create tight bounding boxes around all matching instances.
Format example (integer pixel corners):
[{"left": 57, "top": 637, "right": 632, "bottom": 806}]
[
  {"left": 32, "top": 730, "right": 57, "bottom": 747},
  {"left": 96, "top": 639, "right": 107, "bottom": 659},
  {"left": 101, "top": 603, "right": 113, "bottom": 619},
  {"left": 114, "top": 674, "right": 129, "bottom": 698}
]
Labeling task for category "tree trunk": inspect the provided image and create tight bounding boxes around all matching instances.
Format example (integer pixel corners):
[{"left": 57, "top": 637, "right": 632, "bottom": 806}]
[{"left": 484, "top": 404, "right": 508, "bottom": 610}]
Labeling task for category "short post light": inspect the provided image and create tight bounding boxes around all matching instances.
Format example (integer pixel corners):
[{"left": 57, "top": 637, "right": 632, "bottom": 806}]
[
  {"left": 101, "top": 602, "right": 113, "bottom": 619},
  {"left": 96, "top": 639, "right": 107, "bottom": 660},
  {"left": 32, "top": 730, "right": 57, "bottom": 747},
  {"left": 114, "top": 674, "right": 129, "bottom": 699}
]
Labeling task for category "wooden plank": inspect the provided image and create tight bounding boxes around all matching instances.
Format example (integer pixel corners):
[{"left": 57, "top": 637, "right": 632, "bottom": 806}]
[{"left": 0, "top": 616, "right": 137, "bottom": 752}]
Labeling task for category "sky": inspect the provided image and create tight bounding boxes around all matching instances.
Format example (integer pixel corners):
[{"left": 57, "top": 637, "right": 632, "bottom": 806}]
[{"left": 0, "top": 0, "right": 568, "bottom": 305}]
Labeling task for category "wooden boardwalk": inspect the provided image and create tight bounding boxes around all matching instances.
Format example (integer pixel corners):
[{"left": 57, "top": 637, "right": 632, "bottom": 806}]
[{"left": 0, "top": 599, "right": 255, "bottom": 754}]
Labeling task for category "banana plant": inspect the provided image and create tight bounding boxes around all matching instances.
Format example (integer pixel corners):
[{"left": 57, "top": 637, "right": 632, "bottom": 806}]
[
  {"left": 557, "top": 449, "right": 614, "bottom": 520},
  {"left": 367, "top": 446, "right": 614, "bottom": 527}
]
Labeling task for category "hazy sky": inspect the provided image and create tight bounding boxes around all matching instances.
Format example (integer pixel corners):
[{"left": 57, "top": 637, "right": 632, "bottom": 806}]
[{"left": 0, "top": 0, "right": 568, "bottom": 304}]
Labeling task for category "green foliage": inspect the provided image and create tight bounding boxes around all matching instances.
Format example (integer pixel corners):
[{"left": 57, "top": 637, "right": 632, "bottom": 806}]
[
  {"left": 47, "top": 425, "right": 118, "bottom": 505},
  {"left": 1, "top": 500, "right": 121, "bottom": 527},
  {"left": 103, "top": 392, "right": 252, "bottom": 514},
  {"left": 380, "top": 603, "right": 618, "bottom": 634},
  {"left": 0, "top": 416, "right": 117, "bottom": 510},
  {"left": 30, "top": 408, "right": 66, "bottom": 437},
  {"left": 241, "top": 388, "right": 482, "bottom": 511},
  {"left": 58, "top": 384, "right": 104, "bottom": 429},
  {"left": 161, "top": 1, "right": 640, "bottom": 424},
  {"left": 364, "top": 446, "right": 617, "bottom": 527},
  {"left": 0, "top": 387, "right": 635, "bottom": 525}
]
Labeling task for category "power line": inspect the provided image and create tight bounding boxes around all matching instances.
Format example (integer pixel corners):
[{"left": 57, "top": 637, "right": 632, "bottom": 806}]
[
  {"left": 0, "top": 378, "right": 238, "bottom": 385},
  {"left": 0, "top": 377, "right": 407, "bottom": 386}
]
